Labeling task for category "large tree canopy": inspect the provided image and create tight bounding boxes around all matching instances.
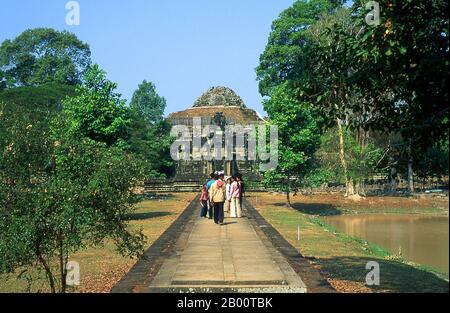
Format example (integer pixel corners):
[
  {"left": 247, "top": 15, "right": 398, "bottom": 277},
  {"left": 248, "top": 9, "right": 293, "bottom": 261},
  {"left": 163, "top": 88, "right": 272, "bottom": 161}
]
[
  {"left": 262, "top": 82, "right": 321, "bottom": 205},
  {"left": 0, "top": 28, "right": 91, "bottom": 87},
  {"left": 349, "top": 0, "right": 449, "bottom": 145},
  {"left": 257, "top": 0, "right": 449, "bottom": 145},
  {"left": 0, "top": 83, "right": 76, "bottom": 111},
  {"left": 63, "top": 64, "right": 130, "bottom": 148},
  {"left": 256, "top": 0, "right": 340, "bottom": 97},
  {"left": 128, "top": 80, "right": 174, "bottom": 178},
  {"left": 0, "top": 66, "right": 145, "bottom": 293},
  {"left": 257, "top": 0, "right": 449, "bottom": 195},
  {"left": 129, "top": 80, "right": 167, "bottom": 125}
]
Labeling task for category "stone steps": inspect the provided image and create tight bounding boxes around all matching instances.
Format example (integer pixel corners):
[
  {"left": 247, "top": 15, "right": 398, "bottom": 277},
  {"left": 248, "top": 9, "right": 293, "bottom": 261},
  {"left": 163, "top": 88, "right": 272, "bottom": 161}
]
[{"left": 144, "top": 180, "right": 267, "bottom": 193}]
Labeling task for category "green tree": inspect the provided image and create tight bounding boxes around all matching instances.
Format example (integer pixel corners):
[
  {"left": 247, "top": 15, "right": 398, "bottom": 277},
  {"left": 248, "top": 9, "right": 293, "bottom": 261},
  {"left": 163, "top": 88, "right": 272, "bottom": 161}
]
[
  {"left": 349, "top": 0, "right": 449, "bottom": 139},
  {"left": 262, "top": 83, "right": 321, "bottom": 206},
  {"left": 305, "top": 7, "right": 372, "bottom": 196},
  {"left": 348, "top": 0, "right": 449, "bottom": 192},
  {"left": 415, "top": 139, "right": 449, "bottom": 183},
  {"left": 258, "top": 0, "right": 449, "bottom": 195},
  {"left": 129, "top": 80, "right": 166, "bottom": 125},
  {"left": 0, "top": 83, "right": 76, "bottom": 111},
  {"left": 256, "top": 0, "right": 340, "bottom": 97},
  {"left": 0, "top": 28, "right": 91, "bottom": 87},
  {"left": 63, "top": 64, "right": 130, "bottom": 148},
  {"left": 0, "top": 84, "right": 145, "bottom": 294},
  {"left": 128, "top": 109, "right": 175, "bottom": 178},
  {"left": 128, "top": 80, "right": 174, "bottom": 178},
  {"left": 314, "top": 128, "right": 384, "bottom": 195},
  {"left": 258, "top": 2, "right": 364, "bottom": 196}
]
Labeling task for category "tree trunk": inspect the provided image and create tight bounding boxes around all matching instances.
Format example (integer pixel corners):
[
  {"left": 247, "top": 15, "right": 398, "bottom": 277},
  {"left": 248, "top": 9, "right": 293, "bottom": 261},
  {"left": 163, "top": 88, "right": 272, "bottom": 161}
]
[
  {"left": 336, "top": 118, "right": 353, "bottom": 196},
  {"left": 357, "top": 127, "right": 368, "bottom": 196},
  {"left": 286, "top": 175, "right": 292, "bottom": 207},
  {"left": 58, "top": 232, "right": 67, "bottom": 293},
  {"left": 354, "top": 180, "right": 363, "bottom": 196},
  {"left": 407, "top": 139, "right": 414, "bottom": 194},
  {"left": 348, "top": 177, "right": 355, "bottom": 196},
  {"left": 37, "top": 252, "right": 56, "bottom": 293},
  {"left": 408, "top": 159, "right": 414, "bottom": 194},
  {"left": 390, "top": 166, "right": 397, "bottom": 194}
]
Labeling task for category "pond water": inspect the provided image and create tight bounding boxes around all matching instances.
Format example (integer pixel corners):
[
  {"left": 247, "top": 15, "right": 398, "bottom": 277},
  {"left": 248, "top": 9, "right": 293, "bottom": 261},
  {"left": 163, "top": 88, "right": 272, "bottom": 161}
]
[{"left": 322, "top": 214, "right": 449, "bottom": 273}]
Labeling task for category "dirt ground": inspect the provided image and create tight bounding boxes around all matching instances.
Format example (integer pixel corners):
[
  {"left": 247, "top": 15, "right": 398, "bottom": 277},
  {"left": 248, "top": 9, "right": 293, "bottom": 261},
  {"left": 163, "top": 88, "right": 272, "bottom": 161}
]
[
  {"left": 249, "top": 192, "right": 449, "bottom": 216},
  {"left": 76, "top": 192, "right": 197, "bottom": 293},
  {"left": 0, "top": 192, "right": 197, "bottom": 293}
]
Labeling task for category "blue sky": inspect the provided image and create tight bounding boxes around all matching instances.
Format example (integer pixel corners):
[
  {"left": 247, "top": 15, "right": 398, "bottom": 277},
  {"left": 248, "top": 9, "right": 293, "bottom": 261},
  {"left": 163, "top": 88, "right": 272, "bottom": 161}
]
[{"left": 0, "top": 0, "right": 295, "bottom": 116}]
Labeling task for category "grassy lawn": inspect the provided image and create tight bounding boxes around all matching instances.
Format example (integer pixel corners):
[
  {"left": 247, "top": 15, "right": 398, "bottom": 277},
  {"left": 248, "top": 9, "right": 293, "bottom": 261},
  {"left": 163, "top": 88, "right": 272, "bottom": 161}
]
[
  {"left": 0, "top": 192, "right": 196, "bottom": 293},
  {"left": 247, "top": 192, "right": 449, "bottom": 293}
]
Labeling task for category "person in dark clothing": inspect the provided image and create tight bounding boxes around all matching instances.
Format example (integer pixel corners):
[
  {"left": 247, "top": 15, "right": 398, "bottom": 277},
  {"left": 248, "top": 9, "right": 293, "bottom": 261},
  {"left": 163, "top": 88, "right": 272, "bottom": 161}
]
[
  {"left": 237, "top": 175, "right": 245, "bottom": 209},
  {"left": 206, "top": 173, "right": 217, "bottom": 219},
  {"left": 199, "top": 183, "right": 208, "bottom": 218}
]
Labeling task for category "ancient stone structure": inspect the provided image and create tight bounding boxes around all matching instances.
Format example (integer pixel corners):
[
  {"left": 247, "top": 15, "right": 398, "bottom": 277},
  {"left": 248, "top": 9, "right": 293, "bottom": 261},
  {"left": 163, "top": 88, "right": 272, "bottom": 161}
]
[{"left": 167, "top": 86, "right": 265, "bottom": 183}]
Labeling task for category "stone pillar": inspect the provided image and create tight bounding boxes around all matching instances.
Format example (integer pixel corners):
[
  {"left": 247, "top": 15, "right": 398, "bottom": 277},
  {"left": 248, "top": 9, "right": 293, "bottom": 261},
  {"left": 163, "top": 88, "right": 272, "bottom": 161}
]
[{"left": 226, "top": 161, "right": 231, "bottom": 176}]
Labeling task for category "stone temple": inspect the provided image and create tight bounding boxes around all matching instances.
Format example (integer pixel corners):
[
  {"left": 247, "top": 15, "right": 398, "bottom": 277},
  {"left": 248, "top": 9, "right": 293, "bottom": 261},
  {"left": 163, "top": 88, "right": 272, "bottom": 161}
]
[{"left": 166, "top": 86, "right": 265, "bottom": 184}]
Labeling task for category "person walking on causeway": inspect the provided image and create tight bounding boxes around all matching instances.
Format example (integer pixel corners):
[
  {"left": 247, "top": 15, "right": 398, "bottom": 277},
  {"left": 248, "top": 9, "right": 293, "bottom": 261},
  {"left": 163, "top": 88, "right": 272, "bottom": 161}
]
[
  {"left": 209, "top": 172, "right": 226, "bottom": 225},
  {"left": 199, "top": 182, "right": 208, "bottom": 218},
  {"left": 206, "top": 173, "right": 217, "bottom": 219},
  {"left": 230, "top": 176, "right": 242, "bottom": 218}
]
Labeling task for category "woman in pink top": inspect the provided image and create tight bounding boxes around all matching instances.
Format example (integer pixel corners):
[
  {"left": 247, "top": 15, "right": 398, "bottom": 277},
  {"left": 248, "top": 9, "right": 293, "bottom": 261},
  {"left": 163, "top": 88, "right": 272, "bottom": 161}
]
[
  {"left": 199, "top": 183, "right": 208, "bottom": 218},
  {"left": 229, "top": 177, "right": 242, "bottom": 218}
]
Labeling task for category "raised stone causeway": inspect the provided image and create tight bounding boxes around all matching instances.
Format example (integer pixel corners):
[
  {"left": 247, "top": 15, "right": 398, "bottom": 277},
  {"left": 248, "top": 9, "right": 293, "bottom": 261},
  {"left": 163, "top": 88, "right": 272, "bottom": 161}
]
[{"left": 112, "top": 195, "right": 334, "bottom": 293}]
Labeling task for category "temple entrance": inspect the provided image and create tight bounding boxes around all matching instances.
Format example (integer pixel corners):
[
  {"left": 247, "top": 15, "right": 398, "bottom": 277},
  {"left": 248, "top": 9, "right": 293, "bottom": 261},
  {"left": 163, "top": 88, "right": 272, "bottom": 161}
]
[{"left": 167, "top": 86, "right": 263, "bottom": 183}]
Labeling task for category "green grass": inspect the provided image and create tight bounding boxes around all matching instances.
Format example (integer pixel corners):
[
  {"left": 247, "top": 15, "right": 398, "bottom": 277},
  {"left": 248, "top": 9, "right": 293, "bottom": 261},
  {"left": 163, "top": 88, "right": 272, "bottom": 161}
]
[{"left": 255, "top": 202, "right": 449, "bottom": 293}]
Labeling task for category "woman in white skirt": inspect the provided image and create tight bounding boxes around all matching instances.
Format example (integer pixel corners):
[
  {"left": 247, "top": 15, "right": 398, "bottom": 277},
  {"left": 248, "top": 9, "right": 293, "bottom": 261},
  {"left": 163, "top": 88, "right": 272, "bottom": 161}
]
[
  {"left": 225, "top": 176, "right": 232, "bottom": 214},
  {"left": 229, "top": 176, "right": 241, "bottom": 218}
]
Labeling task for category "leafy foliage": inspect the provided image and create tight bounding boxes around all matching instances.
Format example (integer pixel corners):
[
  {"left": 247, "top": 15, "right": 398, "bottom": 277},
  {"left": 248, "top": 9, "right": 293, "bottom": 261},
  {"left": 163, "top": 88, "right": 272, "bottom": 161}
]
[
  {"left": 63, "top": 64, "right": 131, "bottom": 148},
  {"left": 314, "top": 128, "right": 384, "bottom": 186},
  {"left": 415, "top": 138, "right": 449, "bottom": 179},
  {"left": 128, "top": 108, "right": 175, "bottom": 178},
  {"left": 0, "top": 28, "right": 91, "bottom": 87},
  {"left": 129, "top": 80, "right": 166, "bottom": 125},
  {"left": 256, "top": 0, "right": 339, "bottom": 97},
  {"left": 257, "top": 0, "right": 449, "bottom": 193},
  {"left": 0, "top": 66, "right": 146, "bottom": 293},
  {"left": 127, "top": 79, "right": 175, "bottom": 178},
  {"left": 349, "top": 0, "right": 449, "bottom": 144},
  {"left": 262, "top": 83, "right": 321, "bottom": 204},
  {"left": 0, "top": 83, "right": 75, "bottom": 110}
]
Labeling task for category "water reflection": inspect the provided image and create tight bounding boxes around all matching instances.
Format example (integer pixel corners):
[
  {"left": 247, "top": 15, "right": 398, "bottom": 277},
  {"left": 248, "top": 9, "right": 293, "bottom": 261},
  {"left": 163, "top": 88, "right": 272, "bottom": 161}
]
[{"left": 323, "top": 214, "right": 449, "bottom": 273}]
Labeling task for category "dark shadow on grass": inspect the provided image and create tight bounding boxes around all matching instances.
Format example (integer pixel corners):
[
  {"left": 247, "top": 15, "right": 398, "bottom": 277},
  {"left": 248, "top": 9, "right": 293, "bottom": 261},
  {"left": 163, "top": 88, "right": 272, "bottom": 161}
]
[
  {"left": 273, "top": 202, "right": 341, "bottom": 216},
  {"left": 143, "top": 193, "right": 176, "bottom": 200},
  {"left": 127, "top": 212, "right": 173, "bottom": 221},
  {"left": 316, "top": 256, "right": 449, "bottom": 293}
]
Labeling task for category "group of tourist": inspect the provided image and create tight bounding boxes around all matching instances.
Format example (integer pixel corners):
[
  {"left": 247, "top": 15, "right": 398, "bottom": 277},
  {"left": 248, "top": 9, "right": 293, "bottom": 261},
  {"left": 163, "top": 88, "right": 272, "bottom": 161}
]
[{"left": 199, "top": 172, "right": 245, "bottom": 225}]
